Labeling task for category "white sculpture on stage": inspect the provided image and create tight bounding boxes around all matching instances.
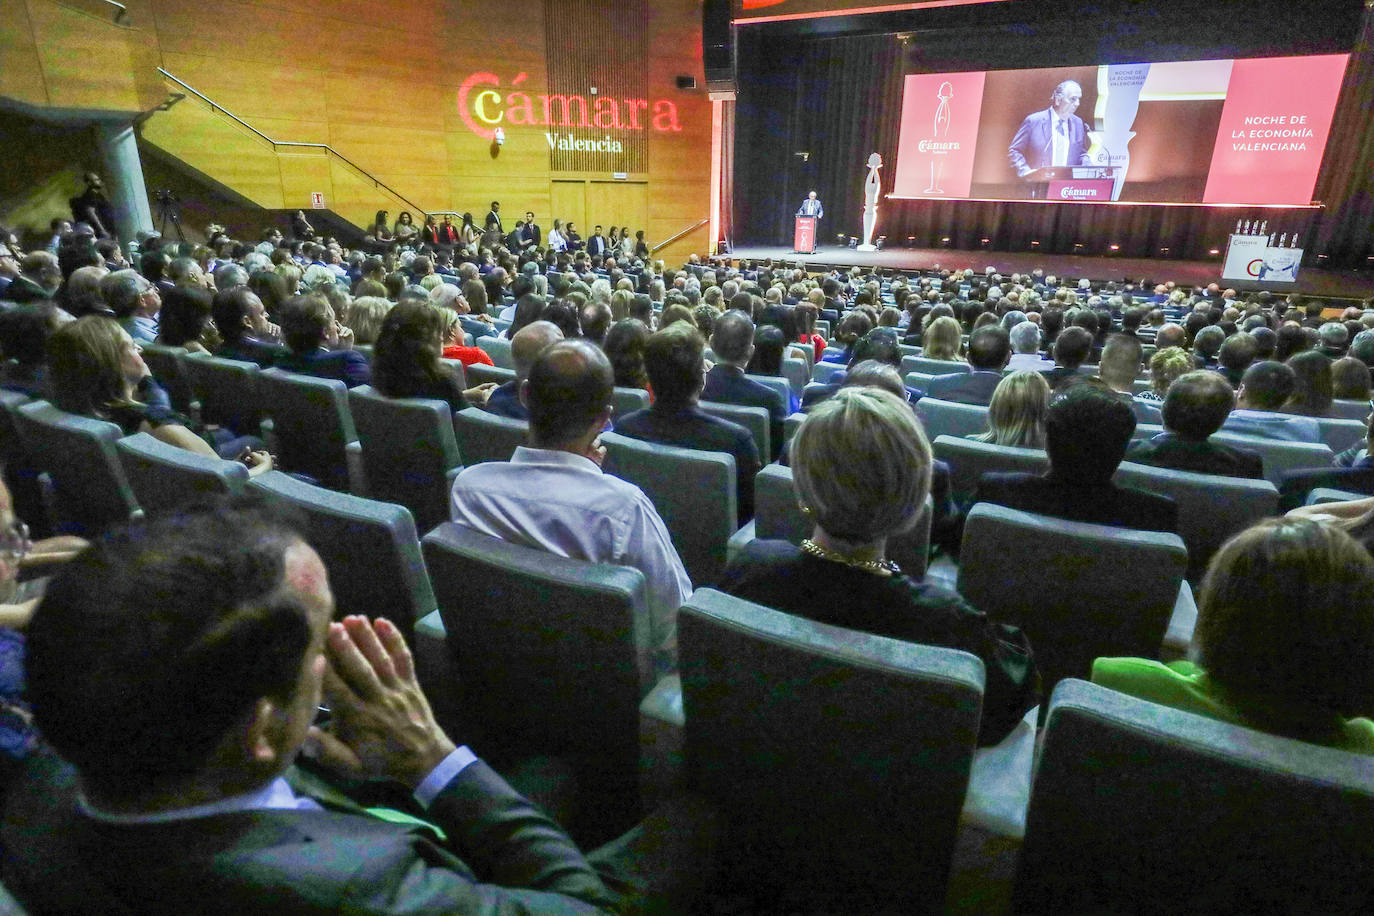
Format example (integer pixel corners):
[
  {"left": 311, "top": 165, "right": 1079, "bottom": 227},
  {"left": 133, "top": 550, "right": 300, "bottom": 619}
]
[{"left": 859, "top": 152, "right": 882, "bottom": 252}]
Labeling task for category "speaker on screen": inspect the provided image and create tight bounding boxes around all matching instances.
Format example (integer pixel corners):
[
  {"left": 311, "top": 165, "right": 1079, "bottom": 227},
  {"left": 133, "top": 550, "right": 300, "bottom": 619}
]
[{"left": 703, "top": 0, "right": 737, "bottom": 100}]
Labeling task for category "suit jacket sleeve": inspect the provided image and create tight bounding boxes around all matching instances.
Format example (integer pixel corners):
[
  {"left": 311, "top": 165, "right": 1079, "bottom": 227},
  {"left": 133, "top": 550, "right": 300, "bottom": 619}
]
[
  {"left": 346, "top": 760, "right": 618, "bottom": 914},
  {"left": 1008, "top": 114, "right": 1038, "bottom": 176},
  {"left": 1074, "top": 118, "right": 1092, "bottom": 165},
  {"left": 342, "top": 350, "right": 373, "bottom": 388}
]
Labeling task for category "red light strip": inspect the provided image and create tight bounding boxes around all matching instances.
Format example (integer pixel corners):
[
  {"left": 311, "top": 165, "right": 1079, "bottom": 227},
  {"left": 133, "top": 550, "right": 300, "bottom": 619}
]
[{"left": 737, "top": 0, "right": 1009, "bottom": 26}]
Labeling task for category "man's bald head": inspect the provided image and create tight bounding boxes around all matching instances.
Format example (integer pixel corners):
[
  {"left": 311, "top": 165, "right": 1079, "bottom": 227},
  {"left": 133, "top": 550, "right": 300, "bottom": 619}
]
[
  {"left": 510, "top": 320, "right": 565, "bottom": 378},
  {"left": 524, "top": 339, "right": 614, "bottom": 448}
]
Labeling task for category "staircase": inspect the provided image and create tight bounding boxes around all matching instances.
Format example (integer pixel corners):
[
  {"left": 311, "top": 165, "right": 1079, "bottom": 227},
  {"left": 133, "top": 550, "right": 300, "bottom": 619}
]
[{"left": 138, "top": 69, "right": 427, "bottom": 233}]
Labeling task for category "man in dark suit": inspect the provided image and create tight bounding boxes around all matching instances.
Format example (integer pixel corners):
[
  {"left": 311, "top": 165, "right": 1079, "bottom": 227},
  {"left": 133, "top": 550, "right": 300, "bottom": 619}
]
[
  {"left": 484, "top": 201, "right": 502, "bottom": 235},
  {"left": 484, "top": 319, "right": 564, "bottom": 420},
  {"left": 212, "top": 287, "right": 287, "bottom": 367},
  {"left": 925, "top": 325, "right": 1010, "bottom": 406},
  {"left": 1126, "top": 370, "right": 1264, "bottom": 479},
  {"left": 272, "top": 295, "right": 371, "bottom": 388},
  {"left": 587, "top": 226, "right": 608, "bottom": 259},
  {"left": 702, "top": 309, "right": 787, "bottom": 460},
  {"left": 802, "top": 328, "right": 923, "bottom": 411},
  {"left": 523, "top": 211, "right": 542, "bottom": 247},
  {"left": 1044, "top": 325, "right": 1093, "bottom": 389},
  {"left": 972, "top": 382, "right": 1178, "bottom": 533},
  {"left": 1007, "top": 80, "right": 1092, "bottom": 183},
  {"left": 618, "top": 321, "right": 760, "bottom": 524},
  {"left": 2, "top": 505, "right": 620, "bottom": 913}
]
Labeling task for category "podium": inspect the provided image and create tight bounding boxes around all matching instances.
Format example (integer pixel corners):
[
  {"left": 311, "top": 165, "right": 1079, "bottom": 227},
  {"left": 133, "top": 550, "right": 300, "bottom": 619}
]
[
  {"left": 794, "top": 216, "right": 817, "bottom": 254},
  {"left": 1024, "top": 166, "right": 1118, "bottom": 202}
]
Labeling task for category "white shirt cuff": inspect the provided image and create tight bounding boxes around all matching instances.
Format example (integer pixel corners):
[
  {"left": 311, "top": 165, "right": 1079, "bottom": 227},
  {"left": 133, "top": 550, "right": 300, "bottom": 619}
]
[{"left": 412, "top": 745, "right": 479, "bottom": 808}]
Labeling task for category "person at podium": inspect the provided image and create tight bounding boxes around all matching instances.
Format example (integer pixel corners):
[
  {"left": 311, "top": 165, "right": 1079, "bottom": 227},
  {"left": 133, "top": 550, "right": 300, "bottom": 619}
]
[
  {"left": 1008, "top": 80, "right": 1092, "bottom": 189},
  {"left": 796, "top": 190, "right": 824, "bottom": 220}
]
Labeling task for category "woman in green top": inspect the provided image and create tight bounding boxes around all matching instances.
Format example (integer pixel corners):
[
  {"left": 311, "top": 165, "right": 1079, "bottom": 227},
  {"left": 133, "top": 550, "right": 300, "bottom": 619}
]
[{"left": 1093, "top": 517, "right": 1374, "bottom": 753}]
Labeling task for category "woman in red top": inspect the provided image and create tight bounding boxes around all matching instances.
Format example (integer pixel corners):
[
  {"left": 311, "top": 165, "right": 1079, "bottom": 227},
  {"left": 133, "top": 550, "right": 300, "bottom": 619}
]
[
  {"left": 437, "top": 307, "right": 494, "bottom": 367},
  {"left": 796, "top": 301, "right": 826, "bottom": 363}
]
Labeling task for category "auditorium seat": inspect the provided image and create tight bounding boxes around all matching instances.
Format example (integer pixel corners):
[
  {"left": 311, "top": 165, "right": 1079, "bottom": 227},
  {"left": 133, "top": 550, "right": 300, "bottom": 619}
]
[
  {"left": 180, "top": 354, "right": 266, "bottom": 442},
  {"left": 906, "top": 370, "right": 937, "bottom": 390},
  {"left": 474, "top": 335, "right": 514, "bottom": 368},
  {"left": 1278, "top": 465, "right": 1374, "bottom": 511},
  {"left": 783, "top": 411, "right": 806, "bottom": 443},
  {"left": 421, "top": 521, "right": 651, "bottom": 846},
  {"left": 745, "top": 372, "right": 792, "bottom": 405},
  {"left": 811, "top": 361, "right": 842, "bottom": 383},
  {"left": 0, "top": 390, "right": 47, "bottom": 538},
  {"left": 780, "top": 356, "right": 808, "bottom": 394},
  {"left": 905, "top": 355, "right": 970, "bottom": 376},
  {"left": 139, "top": 343, "right": 198, "bottom": 417},
  {"left": 438, "top": 358, "right": 468, "bottom": 386},
  {"left": 678, "top": 587, "right": 983, "bottom": 914},
  {"left": 13, "top": 400, "right": 139, "bottom": 534},
  {"left": 258, "top": 369, "right": 361, "bottom": 493},
  {"left": 462, "top": 363, "right": 515, "bottom": 387},
  {"left": 931, "top": 435, "right": 1049, "bottom": 504},
  {"left": 115, "top": 431, "right": 248, "bottom": 512},
  {"left": 1206, "top": 430, "right": 1334, "bottom": 485},
  {"left": 611, "top": 385, "right": 650, "bottom": 420},
  {"left": 348, "top": 385, "right": 462, "bottom": 534},
  {"left": 452, "top": 407, "right": 527, "bottom": 464},
  {"left": 1329, "top": 398, "right": 1371, "bottom": 422},
  {"left": 1114, "top": 461, "right": 1279, "bottom": 582},
  {"left": 1305, "top": 486, "right": 1369, "bottom": 505},
  {"left": 247, "top": 471, "right": 434, "bottom": 640},
  {"left": 916, "top": 397, "right": 991, "bottom": 441},
  {"left": 1013, "top": 679, "right": 1374, "bottom": 914},
  {"left": 697, "top": 400, "right": 769, "bottom": 461},
  {"left": 600, "top": 431, "right": 735, "bottom": 585},
  {"left": 958, "top": 503, "right": 1187, "bottom": 701},
  {"left": 1315, "top": 415, "right": 1367, "bottom": 452}
]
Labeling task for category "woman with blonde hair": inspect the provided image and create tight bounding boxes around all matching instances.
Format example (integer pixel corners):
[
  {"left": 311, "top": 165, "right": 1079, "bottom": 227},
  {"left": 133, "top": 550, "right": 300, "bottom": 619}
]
[
  {"left": 1138, "top": 346, "right": 1194, "bottom": 402},
  {"left": 718, "top": 386, "right": 1037, "bottom": 748},
  {"left": 922, "top": 315, "right": 962, "bottom": 362},
  {"left": 972, "top": 370, "right": 1050, "bottom": 448},
  {"left": 342, "top": 296, "right": 391, "bottom": 346}
]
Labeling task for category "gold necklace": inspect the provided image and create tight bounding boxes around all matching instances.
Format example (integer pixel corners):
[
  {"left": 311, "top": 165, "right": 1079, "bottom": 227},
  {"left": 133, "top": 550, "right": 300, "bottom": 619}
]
[{"left": 800, "top": 539, "right": 901, "bottom": 577}]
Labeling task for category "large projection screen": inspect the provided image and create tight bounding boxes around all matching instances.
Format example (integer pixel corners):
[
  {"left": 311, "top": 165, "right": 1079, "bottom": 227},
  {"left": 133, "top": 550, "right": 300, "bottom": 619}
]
[{"left": 890, "top": 54, "right": 1349, "bottom": 206}]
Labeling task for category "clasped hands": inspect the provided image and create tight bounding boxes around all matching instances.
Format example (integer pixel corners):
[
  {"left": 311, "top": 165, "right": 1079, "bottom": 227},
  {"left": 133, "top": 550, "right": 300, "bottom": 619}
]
[{"left": 305, "top": 615, "right": 456, "bottom": 790}]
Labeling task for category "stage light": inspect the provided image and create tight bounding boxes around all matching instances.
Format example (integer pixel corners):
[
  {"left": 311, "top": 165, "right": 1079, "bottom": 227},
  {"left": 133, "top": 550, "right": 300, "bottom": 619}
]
[
  {"left": 1159, "top": 247, "right": 1170, "bottom": 256},
  {"left": 1208, "top": 248, "right": 1221, "bottom": 256},
  {"left": 876, "top": 235, "right": 886, "bottom": 250},
  {"left": 1109, "top": 243, "right": 1121, "bottom": 252},
  {"left": 906, "top": 236, "right": 916, "bottom": 248},
  {"left": 1030, "top": 240, "right": 1041, "bottom": 248},
  {"left": 980, "top": 237, "right": 991, "bottom": 248},
  {"left": 848, "top": 237, "right": 859, "bottom": 249},
  {"left": 1073, "top": 242, "right": 1084, "bottom": 251}
]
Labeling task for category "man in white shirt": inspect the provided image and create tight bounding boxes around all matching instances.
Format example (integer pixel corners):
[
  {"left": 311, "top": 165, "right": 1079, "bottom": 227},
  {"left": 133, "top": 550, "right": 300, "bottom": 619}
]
[
  {"left": 450, "top": 339, "right": 692, "bottom": 676},
  {"left": 1222, "top": 360, "right": 1323, "bottom": 443}
]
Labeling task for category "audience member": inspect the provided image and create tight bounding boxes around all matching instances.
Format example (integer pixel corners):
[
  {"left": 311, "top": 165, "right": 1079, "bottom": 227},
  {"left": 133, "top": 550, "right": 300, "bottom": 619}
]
[
  {"left": 485, "top": 320, "right": 564, "bottom": 420},
  {"left": 603, "top": 318, "right": 651, "bottom": 392},
  {"left": 1125, "top": 370, "right": 1263, "bottom": 478},
  {"left": 921, "top": 315, "right": 962, "bottom": 363},
  {"left": 1331, "top": 356, "right": 1372, "bottom": 402},
  {"left": 102, "top": 268, "right": 161, "bottom": 343},
  {"left": 1046, "top": 326, "right": 1092, "bottom": 388},
  {"left": 1284, "top": 349, "right": 1334, "bottom": 417},
  {"left": 212, "top": 287, "right": 286, "bottom": 367},
  {"left": 1137, "top": 346, "right": 1192, "bottom": 403},
  {"left": 702, "top": 310, "right": 786, "bottom": 459},
  {"left": 1222, "top": 360, "right": 1321, "bottom": 442},
  {"left": 274, "top": 296, "right": 370, "bottom": 388},
  {"left": 1007, "top": 320, "right": 1053, "bottom": 372},
  {"left": 371, "top": 301, "right": 496, "bottom": 410},
  {"left": 1216, "top": 332, "right": 1258, "bottom": 387},
  {"left": 971, "top": 370, "right": 1049, "bottom": 449},
  {"left": 925, "top": 326, "right": 1010, "bottom": 406}
]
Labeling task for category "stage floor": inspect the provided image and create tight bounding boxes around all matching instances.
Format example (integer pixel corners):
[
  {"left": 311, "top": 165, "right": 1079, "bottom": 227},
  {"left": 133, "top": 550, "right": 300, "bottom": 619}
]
[{"left": 727, "top": 245, "right": 1374, "bottom": 301}]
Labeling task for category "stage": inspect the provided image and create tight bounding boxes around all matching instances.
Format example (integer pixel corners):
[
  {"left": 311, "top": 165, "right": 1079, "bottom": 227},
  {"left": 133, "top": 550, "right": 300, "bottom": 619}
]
[{"left": 726, "top": 245, "right": 1374, "bottom": 303}]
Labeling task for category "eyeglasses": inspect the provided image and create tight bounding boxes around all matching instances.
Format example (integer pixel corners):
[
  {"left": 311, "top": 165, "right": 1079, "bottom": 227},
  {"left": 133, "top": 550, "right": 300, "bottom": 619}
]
[{"left": 2, "top": 520, "right": 29, "bottom": 561}]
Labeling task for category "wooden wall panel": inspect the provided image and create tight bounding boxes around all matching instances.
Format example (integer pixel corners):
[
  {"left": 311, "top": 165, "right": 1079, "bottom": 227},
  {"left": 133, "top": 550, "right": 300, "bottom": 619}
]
[
  {"left": 26, "top": 0, "right": 163, "bottom": 111},
  {"left": 0, "top": 2, "right": 47, "bottom": 105},
  {"left": 159, "top": 51, "right": 327, "bottom": 125}
]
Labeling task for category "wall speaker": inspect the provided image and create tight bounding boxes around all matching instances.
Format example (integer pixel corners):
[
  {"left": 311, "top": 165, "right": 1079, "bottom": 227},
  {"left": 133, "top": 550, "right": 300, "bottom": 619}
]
[{"left": 703, "top": 0, "right": 737, "bottom": 99}]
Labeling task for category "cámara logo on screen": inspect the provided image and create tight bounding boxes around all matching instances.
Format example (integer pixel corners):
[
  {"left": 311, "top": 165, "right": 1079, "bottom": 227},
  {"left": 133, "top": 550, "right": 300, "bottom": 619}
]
[{"left": 457, "top": 71, "right": 683, "bottom": 141}]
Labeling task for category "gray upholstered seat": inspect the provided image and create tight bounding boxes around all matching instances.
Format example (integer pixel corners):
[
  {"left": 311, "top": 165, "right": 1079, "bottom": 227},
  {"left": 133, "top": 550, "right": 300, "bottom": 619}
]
[
  {"left": 745, "top": 372, "right": 792, "bottom": 406},
  {"left": 115, "top": 432, "right": 248, "bottom": 512},
  {"left": 748, "top": 462, "right": 931, "bottom": 578},
  {"left": 1208, "top": 430, "right": 1334, "bottom": 485},
  {"left": 348, "top": 386, "right": 462, "bottom": 534},
  {"left": 452, "top": 407, "right": 527, "bottom": 465},
  {"left": 437, "top": 359, "right": 468, "bottom": 386},
  {"left": 1329, "top": 398, "right": 1370, "bottom": 421},
  {"left": 600, "top": 431, "right": 735, "bottom": 585},
  {"left": 782, "top": 411, "right": 806, "bottom": 444},
  {"left": 421, "top": 522, "right": 650, "bottom": 844},
  {"left": 13, "top": 401, "right": 139, "bottom": 534},
  {"left": 180, "top": 354, "right": 265, "bottom": 440},
  {"left": 810, "top": 360, "right": 842, "bottom": 383},
  {"left": 0, "top": 390, "right": 46, "bottom": 537},
  {"left": 474, "top": 335, "right": 514, "bottom": 368},
  {"left": 462, "top": 363, "right": 515, "bottom": 387},
  {"left": 1316, "top": 415, "right": 1367, "bottom": 452},
  {"left": 780, "top": 356, "right": 808, "bottom": 394},
  {"left": 906, "top": 370, "right": 937, "bottom": 390},
  {"left": 258, "top": 369, "right": 360, "bottom": 492},
  {"left": 247, "top": 471, "right": 434, "bottom": 639},
  {"left": 1114, "top": 461, "right": 1279, "bottom": 581},
  {"left": 139, "top": 343, "right": 198, "bottom": 417},
  {"left": 916, "top": 397, "right": 991, "bottom": 441},
  {"left": 610, "top": 386, "right": 650, "bottom": 421},
  {"left": 903, "top": 355, "right": 970, "bottom": 376},
  {"left": 1013, "top": 679, "right": 1374, "bottom": 914},
  {"left": 958, "top": 503, "right": 1187, "bottom": 699},
  {"left": 1306, "top": 486, "right": 1369, "bottom": 505},
  {"left": 679, "top": 588, "right": 984, "bottom": 913},
  {"left": 697, "top": 400, "right": 769, "bottom": 462},
  {"left": 931, "top": 434, "right": 1049, "bottom": 504}
]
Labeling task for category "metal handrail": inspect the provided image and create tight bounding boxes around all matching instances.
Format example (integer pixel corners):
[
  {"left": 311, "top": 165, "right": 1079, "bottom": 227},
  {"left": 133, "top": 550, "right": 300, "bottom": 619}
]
[
  {"left": 652, "top": 217, "right": 709, "bottom": 254},
  {"left": 103, "top": 0, "right": 127, "bottom": 24},
  {"left": 155, "top": 68, "right": 430, "bottom": 218}
]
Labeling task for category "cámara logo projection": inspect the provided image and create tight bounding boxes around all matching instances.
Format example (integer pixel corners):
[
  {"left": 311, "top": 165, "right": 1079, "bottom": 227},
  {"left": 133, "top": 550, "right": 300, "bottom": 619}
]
[{"left": 457, "top": 71, "right": 683, "bottom": 141}]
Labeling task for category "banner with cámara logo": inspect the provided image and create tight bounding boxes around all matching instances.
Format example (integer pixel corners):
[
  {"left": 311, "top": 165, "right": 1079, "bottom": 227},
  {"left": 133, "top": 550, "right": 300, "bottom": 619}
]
[{"left": 891, "top": 71, "right": 987, "bottom": 198}]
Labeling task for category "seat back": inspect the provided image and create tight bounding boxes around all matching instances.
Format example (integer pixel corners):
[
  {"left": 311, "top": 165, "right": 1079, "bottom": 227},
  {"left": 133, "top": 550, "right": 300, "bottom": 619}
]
[
  {"left": 811, "top": 360, "right": 842, "bottom": 383},
  {"left": 259, "top": 369, "right": 357, "bottom": 491},
  {"left": 904, "top": 355, "right": 970, "bottom": 376},
  {"left": 600, "top": 431, "right": 735, "bottom": 585},
  {"left": 463, "top": 363, "right": 515, "bottom": 387},
  {"left": 247, "top": 472, "right": 434, "bottom": 638},
  {"left": 780, "top": 356, "right": 808, "bottom": 394},
  {"left": 744, "top": 372, "right": 791, "bottom": 406},
  {"left": 115, "top": 432, "right": 248, "bottom": 512},
  {"left": 958, "top": 503, "right": 1186, "bottom": 697},
  {"left": 753, "top": 463, "right": 931, "bottom": 578},
  {"left": 474, "top": 335, "right": 514, "bottom": 368},
  {"left": 697, "top": 401, "right": 769, "bottom": 461},
  {"left": 931, "top": 435, "right": 1050, "bottom": 504},
  {"left": 916, "top": 397, "right": 991, "bottom": 441},
  {"left": 1014, "top": 679, "right": 1374, "bottom": 914},
  {"left": 1316, "top": 415, "right": 1367, "bottom": 453},
  {"left": 13, "top": 401, "right": 138, "bottom": 533},
  {"left": 422, "top": 522, "right": 647, "bottom": 841},
  {"left": 680, "top": 588, "right": 984, "bottom": 913},
  {"left": 453, "top": 407, "right": 527, "bottom": 465},
  {"left": 139, "top": 343, "right": 196, "bottom": 416},
  {"left": 180, "top": 354, "right": 264, "bottom": 437},
  {"left": 348, "top": 386, "right": 461, "bottom": 533},
  {"left": 1208, "top": 430, "right": 1334, "bottom": 484},
  {"left": 1329, "top": 398, "right": 1370, "bottom": 421},
  {"left": 0, "top": 391, "right": 46, "bottom": 538},
  {"left": 782, "top": 411, "right": 806, "bottom": 444},
  {"left": 438, "top": 359, "right": 468, "bottom": 387},
  {"left": 1114, "top": 461, "right": 1279, "bottom": 581},
  {"left": 610, "top": 386, "right": 650, "bottom": 421}
]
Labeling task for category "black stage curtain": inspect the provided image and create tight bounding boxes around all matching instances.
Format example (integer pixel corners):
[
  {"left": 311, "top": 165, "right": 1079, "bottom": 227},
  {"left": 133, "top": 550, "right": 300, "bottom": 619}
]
[{"left": 734, "top": 0, "right": 1373, "bottom": 269}]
